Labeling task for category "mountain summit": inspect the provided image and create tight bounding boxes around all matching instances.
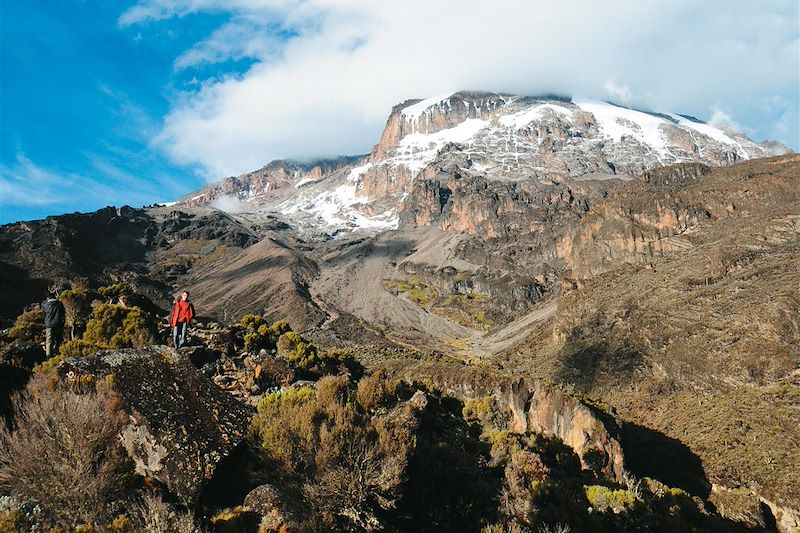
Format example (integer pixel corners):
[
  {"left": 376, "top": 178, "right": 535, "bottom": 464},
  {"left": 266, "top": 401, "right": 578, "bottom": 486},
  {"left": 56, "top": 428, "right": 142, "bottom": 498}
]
[{"left": 178, "top": 91, "right": 785, "bottom": 234}]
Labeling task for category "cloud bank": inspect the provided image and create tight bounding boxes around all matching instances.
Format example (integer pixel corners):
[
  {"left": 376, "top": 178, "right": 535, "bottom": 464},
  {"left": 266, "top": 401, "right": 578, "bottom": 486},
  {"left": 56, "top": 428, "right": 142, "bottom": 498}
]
[{"left": 122, "top": 0, "right": 800, "bottom": 179}]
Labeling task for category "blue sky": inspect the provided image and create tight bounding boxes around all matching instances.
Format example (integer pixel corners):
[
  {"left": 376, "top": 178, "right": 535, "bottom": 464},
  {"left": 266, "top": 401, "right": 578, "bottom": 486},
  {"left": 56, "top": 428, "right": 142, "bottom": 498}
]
[
  {"left": 1, "top": 1, "right": 234, "bottom": 223},
  {"left": 1, "top": 0, "right": 798, "bottom": 224}
]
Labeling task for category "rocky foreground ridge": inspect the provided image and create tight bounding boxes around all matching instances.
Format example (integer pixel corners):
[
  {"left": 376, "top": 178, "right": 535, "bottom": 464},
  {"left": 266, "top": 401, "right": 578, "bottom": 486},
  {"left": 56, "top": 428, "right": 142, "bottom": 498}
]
[{"left": 2, "top": 312, "right": 788, "bottom": 531}]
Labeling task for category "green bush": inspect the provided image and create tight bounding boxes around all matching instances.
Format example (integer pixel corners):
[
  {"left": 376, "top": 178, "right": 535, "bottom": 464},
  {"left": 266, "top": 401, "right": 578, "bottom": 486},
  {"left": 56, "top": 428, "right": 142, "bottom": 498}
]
[
  {"left": 462, "top": 395, "right": 496, "bottom": 424},
  {"left": 8, "top": 309, "right": 44, "bottom": 344},
  {"left": 257, "top": 386, "right": 314, "bottom": 409},
  {"left": 584, "top": 485, "right": 637, "bottom": 513},
  {"left": 276, "top": 331, "right": 361, "bottom": 377},
  {"left": 83, "top": 304, "right": 158, "bottom": 350},
  {"left": 97, "top": 283, "right": 131, "bottom": 302},
  {"left": 270, "top": 320, "right": 291, "bottom": 335},
  {"left": 61, "top": 339, "right": 105, "bottom": 358},
  {"left": 243, "top": 332, "right": 262, "bottom": 352},
  {"left": 239, "top": 313, "right": 266, "bottom": 330},
  {"left": 239, "top": 315, "right": 289, "bottom": 353}
]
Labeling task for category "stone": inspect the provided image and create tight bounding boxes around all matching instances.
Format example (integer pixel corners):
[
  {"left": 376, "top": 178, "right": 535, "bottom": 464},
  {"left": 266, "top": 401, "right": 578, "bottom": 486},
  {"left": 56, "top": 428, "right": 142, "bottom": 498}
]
[
  {"left": 57, "top": 345, "right": 253, "bottom": 506},
  {"left": 244, "top": 484, "right": 295, "bottom": 531}
]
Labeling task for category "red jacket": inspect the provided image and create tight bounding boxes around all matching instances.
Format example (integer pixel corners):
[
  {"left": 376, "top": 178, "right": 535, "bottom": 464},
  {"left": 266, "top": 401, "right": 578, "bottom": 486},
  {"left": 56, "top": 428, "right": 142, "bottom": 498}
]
[{"left": 170, "top": 299, "right": 195, "bottom": 327}]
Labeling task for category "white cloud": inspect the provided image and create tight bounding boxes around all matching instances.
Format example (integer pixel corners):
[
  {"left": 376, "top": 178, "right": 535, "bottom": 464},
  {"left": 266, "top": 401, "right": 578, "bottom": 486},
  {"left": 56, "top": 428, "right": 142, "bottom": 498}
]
[
  {"left": 0, "top": 153, "right": 71, "bottom": 206},
  {"left": 210, "top": 194, "right": 249, "bottom": 213},
  {"left": 0, "top": 152, "right": 174, "bottom": 210},
  {"left": 603, "top": 80, "right": 636, "bottom": 106},
  {"left": 708, "top": 106, "right": 742, "bottom": 134},
  {"left": 121, "top": 0, "right": 800, "bottom": 179}
]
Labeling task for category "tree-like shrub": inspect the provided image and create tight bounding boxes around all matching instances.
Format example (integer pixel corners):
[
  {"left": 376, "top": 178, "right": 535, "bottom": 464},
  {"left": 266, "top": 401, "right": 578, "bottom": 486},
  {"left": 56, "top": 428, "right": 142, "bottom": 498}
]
[
  {"left": 128, "top": 492, "right": 202, "bottom": 533},
  {"left": 35, "top": 305, "right": 159, "bottom": 367},
  {"left": 275, "top": 332, "right": 361, "bottom": 378},
  {"left": 583, "top": 485, "right": 637, "bottom": 513},
  {"left": 239, "top": 313, "right": 266, "bottom": 331},
  {"left": 0, "top": 376, "right": 129, "bottom": 528},
  {"left": 58, "top": 288, "right": 93, "bottom": 340},
  {"left": 239, "top": 316, "right": 289, "bottom": 353}
]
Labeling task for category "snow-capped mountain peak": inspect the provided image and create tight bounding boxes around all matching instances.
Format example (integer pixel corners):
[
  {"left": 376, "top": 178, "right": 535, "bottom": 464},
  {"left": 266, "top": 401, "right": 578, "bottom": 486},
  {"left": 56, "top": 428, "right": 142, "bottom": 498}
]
[{"left": 177, "top": 91, "right": 786, "bottom": 236}]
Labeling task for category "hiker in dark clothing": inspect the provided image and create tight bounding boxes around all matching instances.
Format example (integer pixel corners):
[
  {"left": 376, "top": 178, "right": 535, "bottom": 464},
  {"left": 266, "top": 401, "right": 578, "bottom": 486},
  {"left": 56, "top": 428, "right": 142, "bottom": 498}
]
[
  {"left": 43, "top": 290, "right": 66, "bottom": 358},
  {"left": 170, "top": 291, "right": 195, "bottom": 348}
]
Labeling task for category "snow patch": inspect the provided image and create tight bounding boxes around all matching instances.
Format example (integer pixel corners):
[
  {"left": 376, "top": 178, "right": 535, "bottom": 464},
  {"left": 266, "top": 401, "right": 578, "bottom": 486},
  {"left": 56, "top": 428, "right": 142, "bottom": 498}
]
[
  {"left": 347, "top": 162, "right": 373, "bottom": 182},
  {"left": 574, "top": 100, "right": 671, "bottom": 157},
  {"left": 498, "top": 104, "right": 572, "bottom": 129},
  {"left": 400, "top": 93, "right": 455, "bottom": 119},
  {"left": 670, "top": 114, "right": 741, "bottom": 147},
  {"left": 280, "top": 183, "right": 397, "bottom": 231},
  {"left": 294, "top": 177, "right": 315, "bottom": 188},
  {"left": 390, "top": 118, "right": 490, "bottom": 172}
]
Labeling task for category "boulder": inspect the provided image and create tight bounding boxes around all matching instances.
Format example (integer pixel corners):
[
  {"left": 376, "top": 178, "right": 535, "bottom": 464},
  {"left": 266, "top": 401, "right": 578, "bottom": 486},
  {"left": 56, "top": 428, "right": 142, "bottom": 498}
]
[
  {"left": 57, "top": 345, "right": 252, "bottom": 506},
  {"left": 244, "top": 484, "right": 297, "bottom": 531}
]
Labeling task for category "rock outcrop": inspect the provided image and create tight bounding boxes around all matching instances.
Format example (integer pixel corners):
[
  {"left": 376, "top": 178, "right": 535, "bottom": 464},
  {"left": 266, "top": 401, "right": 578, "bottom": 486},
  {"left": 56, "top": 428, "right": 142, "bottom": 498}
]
[
  {"left": 383, "top": 362, "right": 626, "bottom": 483},
  {"left": 57, "top": 346, "right": 252, "bottom": 506}
]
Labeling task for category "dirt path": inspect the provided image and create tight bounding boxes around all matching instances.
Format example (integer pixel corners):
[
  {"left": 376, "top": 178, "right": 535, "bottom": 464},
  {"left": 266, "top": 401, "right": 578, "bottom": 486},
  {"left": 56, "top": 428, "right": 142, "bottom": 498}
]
[{"left": 469, "top": 300, "right": 558, "bottom": 357}]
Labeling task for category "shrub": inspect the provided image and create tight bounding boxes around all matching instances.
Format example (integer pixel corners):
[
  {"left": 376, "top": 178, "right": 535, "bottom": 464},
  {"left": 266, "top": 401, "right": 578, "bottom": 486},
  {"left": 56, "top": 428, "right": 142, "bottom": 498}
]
[
  {"left": 270, "top": 320, "right": 291, "bottom": 335},
  {"left": 240, "top": 313, "right": 266, "bottom": 331},
  {"left": 8, "top": 309, "right": 44, "bottom": 344},
  {"left": 128, "top": 492, "right": 201, "bottom": 533},
  {"left": 356, "top": 372, "right": 389, "bottom": 411},
  {"left": 0, "top": 375, "right": 129, "bottom": 527},
  {"left": 60, "top": 338, "right": 105, "bottom": 358},
  {"left": 275, "top": 332, "right": 361, "bottom": 377},
  {"left": 258, "top": 386, "right": 314, "bottom": 408},
  {"left": 98, "top": 283, "right": 132, "bottom": 302},
  {"left": 500, "top": 448, "right": 551, "bottom": 526},
  {"left": 239, "top": 315, "right": 287, "bottom": 353},
  {"left": 83, "top": 304, "right": 158, "bottom": 350},
  {"left": 462, "top": 395, "right": 497, "bottom": 424},
  {"left": 276, "top": 331, "right": 303, "bottom": 353},
  {"left": 251, "top": 374, "right": 417, "bottom": 530},
  {"left": 243, "top": 332, "right": 262, "bottom": 352},
  {"left": 59, "top": 288, "right": 93, "bottom": 340},
  {"left": 583, "top": 485, "right": 637, "bottom": 513}
]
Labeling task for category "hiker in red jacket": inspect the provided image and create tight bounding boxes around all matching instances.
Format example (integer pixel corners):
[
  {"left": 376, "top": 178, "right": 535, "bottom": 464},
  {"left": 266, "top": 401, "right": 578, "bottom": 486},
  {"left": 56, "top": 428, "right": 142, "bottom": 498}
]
[{"left": 170, "top": 291, "right": 195, "bottom": 348}]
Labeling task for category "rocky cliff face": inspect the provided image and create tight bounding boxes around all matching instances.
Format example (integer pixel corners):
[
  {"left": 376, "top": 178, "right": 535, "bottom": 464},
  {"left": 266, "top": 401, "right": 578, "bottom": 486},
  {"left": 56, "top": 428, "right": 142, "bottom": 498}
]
[
  {"left": 561, "top": 157, "right": 800, "bottom": 278},
  {"left": 381, "top": 361, "right": 627, "bottom": 484}
]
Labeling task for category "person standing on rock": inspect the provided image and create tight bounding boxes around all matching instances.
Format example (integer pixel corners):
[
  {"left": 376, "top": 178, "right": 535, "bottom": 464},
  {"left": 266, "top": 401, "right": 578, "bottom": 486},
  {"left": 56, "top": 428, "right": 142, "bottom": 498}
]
[
  {"left": 43, "top": 287, "right": 66, "bottom": 358},
  {"left": 170, "top": 291, "right": 195, "bottom": 348}
]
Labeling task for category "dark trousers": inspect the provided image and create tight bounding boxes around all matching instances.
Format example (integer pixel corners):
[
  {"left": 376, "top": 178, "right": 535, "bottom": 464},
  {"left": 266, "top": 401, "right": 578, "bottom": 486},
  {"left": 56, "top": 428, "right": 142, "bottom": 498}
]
[
  {"left": 173, "top": 322, "right": 189, "bottom": 348},
  {"left": 45, "top": 327, "right": 62, "bottom": 358}
]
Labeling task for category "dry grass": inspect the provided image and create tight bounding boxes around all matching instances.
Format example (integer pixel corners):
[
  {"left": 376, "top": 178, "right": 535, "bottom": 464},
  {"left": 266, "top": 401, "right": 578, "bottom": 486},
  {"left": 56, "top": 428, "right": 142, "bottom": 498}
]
[{"left": 0, "top": 375, "right": 128, "bottom": 528}]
